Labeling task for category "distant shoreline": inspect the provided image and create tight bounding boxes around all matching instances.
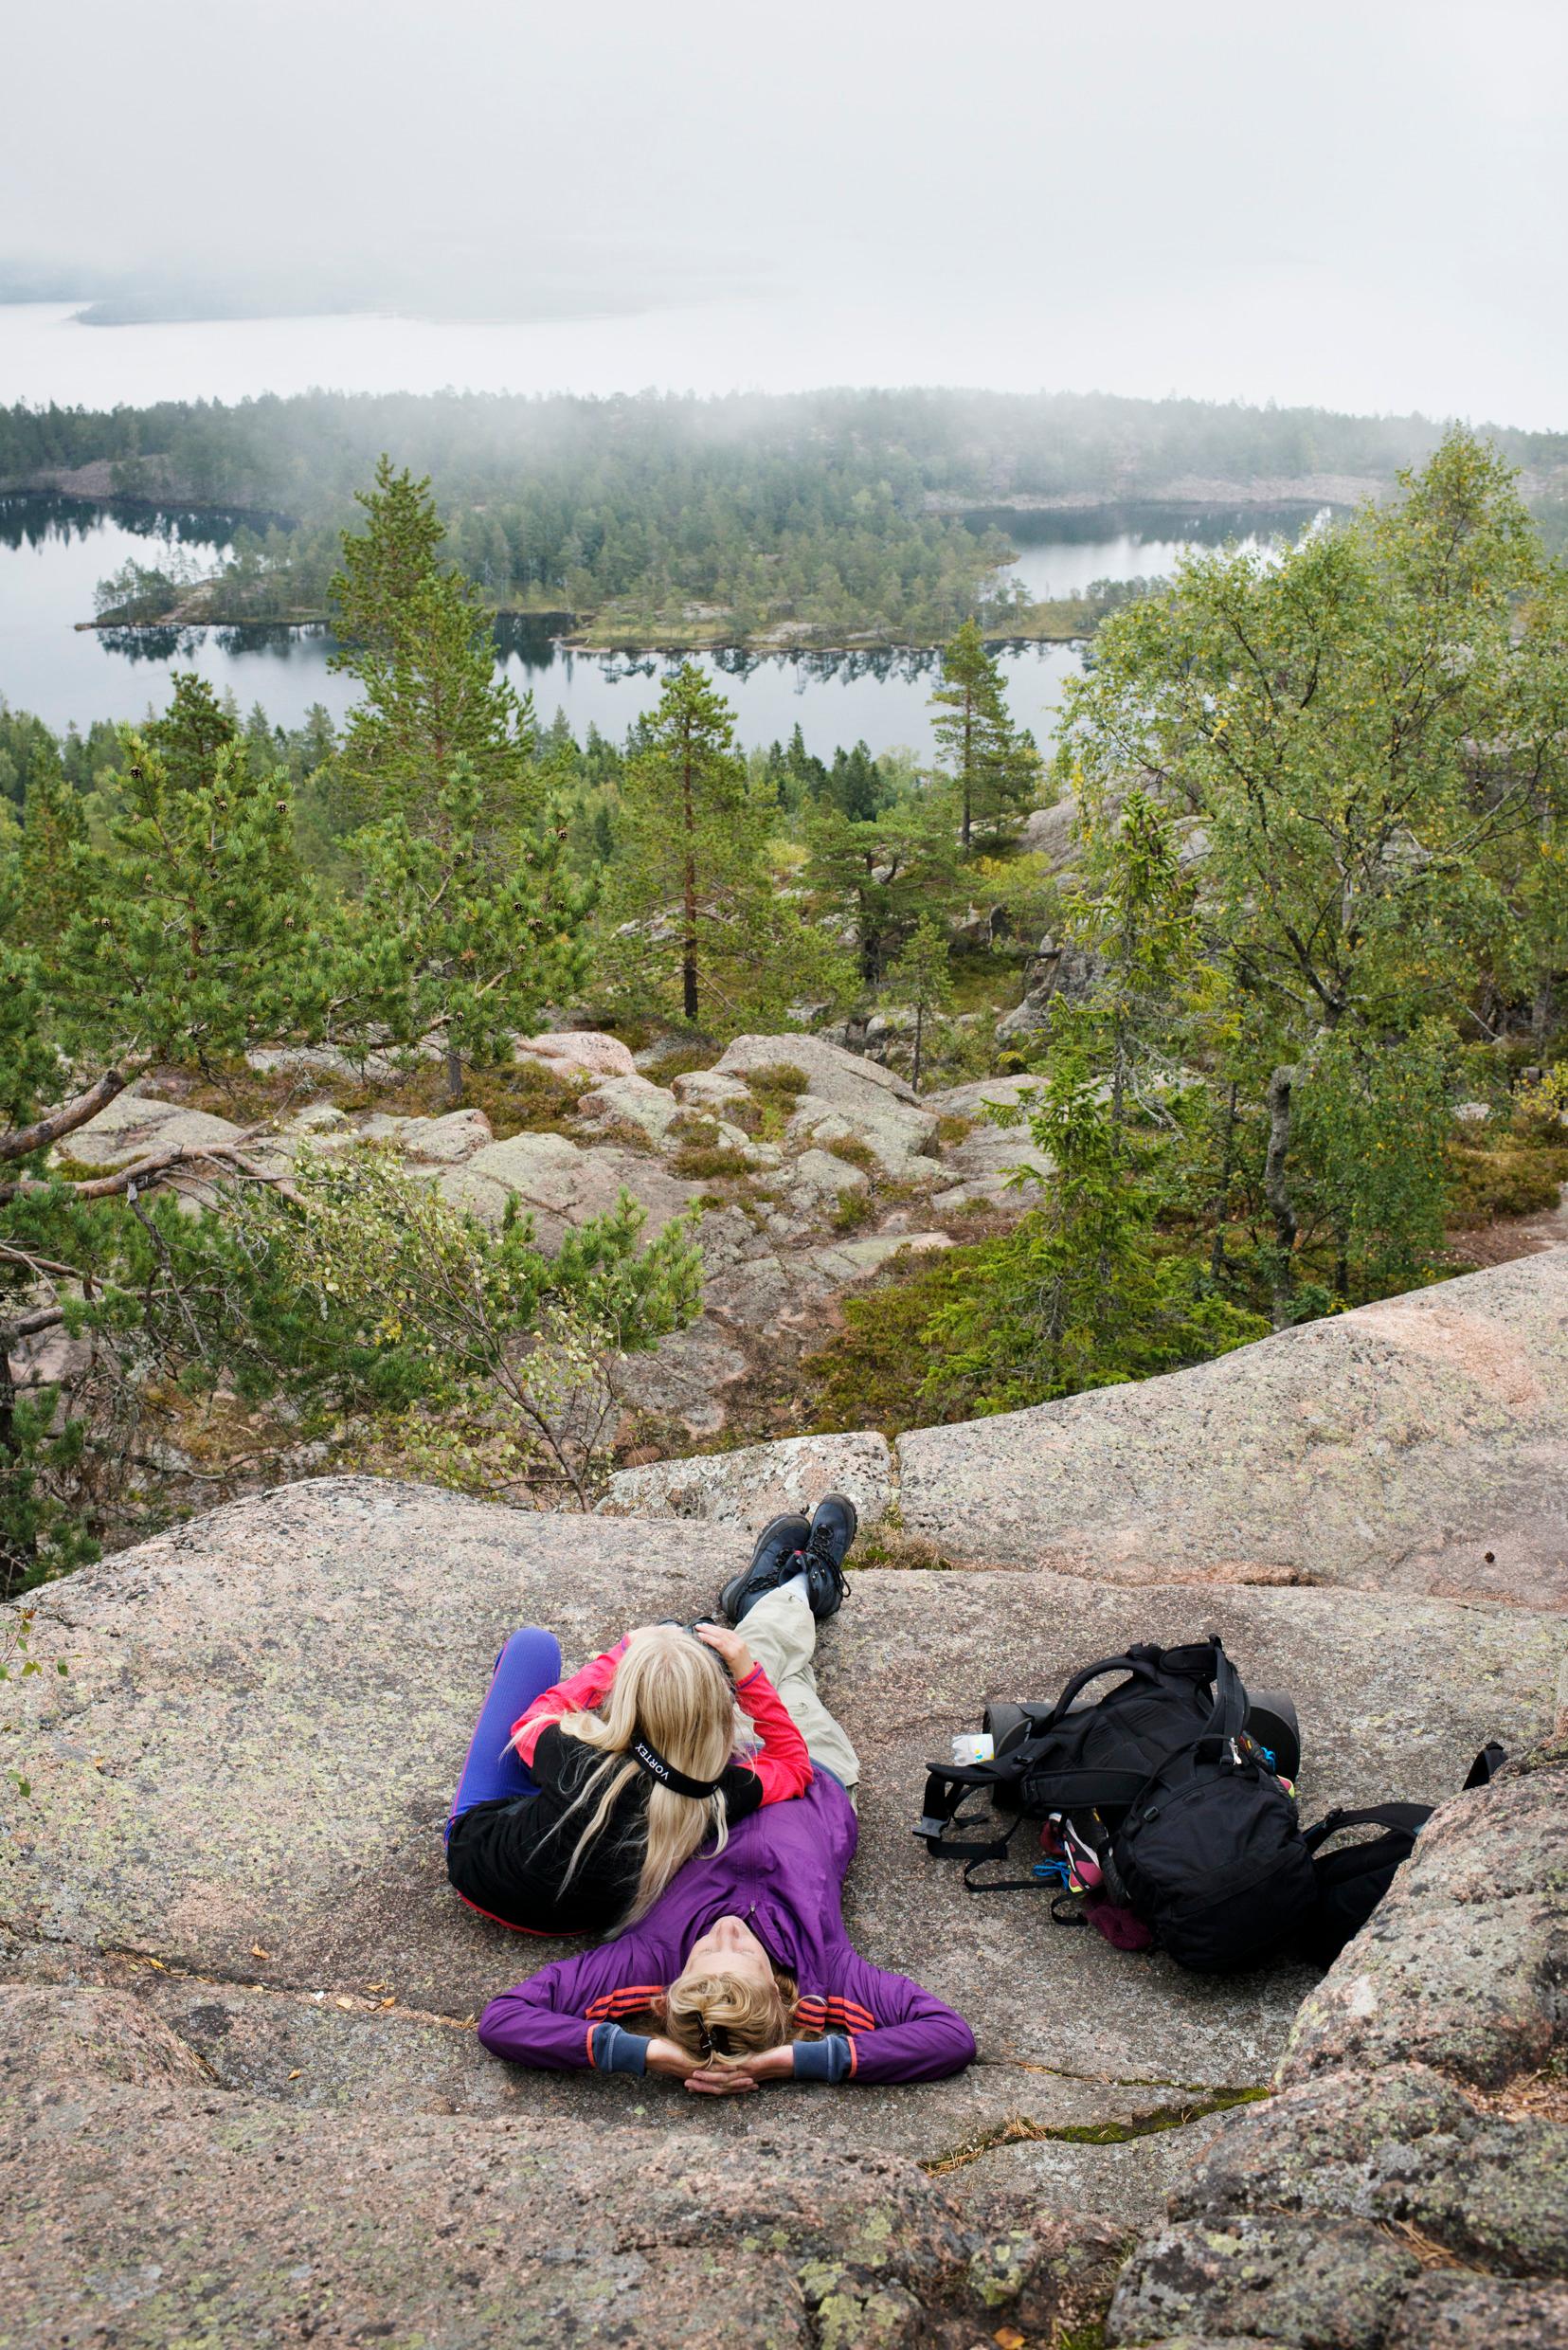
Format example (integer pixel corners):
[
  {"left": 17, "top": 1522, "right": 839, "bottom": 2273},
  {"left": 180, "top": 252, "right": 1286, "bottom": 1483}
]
[
  {"left": 74, "top": 608, "right": 1092, "bottom": 657},
  {"left": 14, "top": 464, "right": 1353, "bottom": 658},
  {"left": 921, "top": 475, "right": 1375, "bottom": 515}
]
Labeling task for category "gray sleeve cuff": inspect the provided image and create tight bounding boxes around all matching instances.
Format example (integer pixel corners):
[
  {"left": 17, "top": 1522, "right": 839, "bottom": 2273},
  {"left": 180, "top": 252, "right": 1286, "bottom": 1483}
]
[
  {"left": 792, "top": 2033, "right": 853, "bottom": 2083},
  {"left": 590, "top": 2021, "right": 649, "bottom": 2075}
]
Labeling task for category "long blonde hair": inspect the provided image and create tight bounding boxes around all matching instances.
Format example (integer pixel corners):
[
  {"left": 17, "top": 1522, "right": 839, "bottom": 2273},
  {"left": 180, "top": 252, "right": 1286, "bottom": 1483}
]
[
  {"left": 663, "top": 1964, "right": 801, "bottom": 2067},
  {"left": 529, "top": 1624, "right": 751, "bottom": 1925}
]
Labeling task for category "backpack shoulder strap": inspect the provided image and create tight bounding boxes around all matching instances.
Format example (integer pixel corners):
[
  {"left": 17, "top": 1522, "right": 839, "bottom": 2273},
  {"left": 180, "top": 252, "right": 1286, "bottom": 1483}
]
[
  {"left": 911, "top": 1762, "right": 1039, "bottom": 1886},
  {"left": 1302, "top": 1801, "right": 1433, "bottom": 1853},
  {"left": 1042, "top": 1651, "right": 1167, "bottom": 1728},
  {"left": 1464, "top": 1741, "right": 1506, "bottom": 1788},
  {"left": 913, "top": 1759, "right": 1017, "bottom": 1848},
  {"left": 1196, "top": 1635, "right": 1249, "bottom": 1752},
  {"left": 1305, "top": 1739, "right": 1506, "bottom": 1857}
]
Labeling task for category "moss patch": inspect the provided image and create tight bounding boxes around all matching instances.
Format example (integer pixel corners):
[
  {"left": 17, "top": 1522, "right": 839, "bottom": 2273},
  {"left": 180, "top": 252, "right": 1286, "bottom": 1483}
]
[
  {"left": 636, "top": 1038, "right": 725, "bottom": 1082},
  {"left": 167, "top": 1053, "right": 592, "bottom": 1144},
  {"left": 671, "top": 1141, "right": 754, "bottom": 1180},
  {"left": 829, "top": 1187, "right": 878, "bottom": 1234},
  {"left": 922, "top": 2085, "right": 1270, "bottom": 2176}
]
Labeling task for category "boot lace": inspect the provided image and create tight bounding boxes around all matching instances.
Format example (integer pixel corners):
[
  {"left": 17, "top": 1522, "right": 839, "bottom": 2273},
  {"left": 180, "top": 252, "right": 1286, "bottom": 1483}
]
[{"left": 804, "top": 1524, "right": 849, "bottom": 1596}]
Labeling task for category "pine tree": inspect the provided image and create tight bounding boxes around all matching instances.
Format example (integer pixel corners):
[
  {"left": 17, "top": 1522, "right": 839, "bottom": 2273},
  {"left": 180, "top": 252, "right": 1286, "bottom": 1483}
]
[
  {"left": 1056, "top": 427, "right": 1568, "bottom": 1322},
  {"left": 15, "top": 752, "right": 90, "bottom": 954},
  {"left": 882, "top": 915, "right": 955, "bottom": 1093},
  {"left": 804, "top": 782, "right": 964, "bottom": 984},
  {"left": 606, "top": 664, "right": 844, "bottom": 1030},
  {"left": 329, "top": 460, "right": 589, "bottom": 1099},
  {"left": 929, "top": 620, "right": 1041, "bottom": 850},
  {"left": 823, "top": 740, "right": 889, "bottom": 822},
  {"left": 329, "top": 457, "right": 537, "bottom": 829},
  {"left": 920, "top": 1059, "right": 1265, "bottom": 1413},
  {"left": 0, "top": 681, "right": 663, "bottom": 1585},
  {"left": 63, "top": 732, "right": 326, "bottom": 1069},
  {"left": 333, "top": 757, "right": 591, "bottom": 1094},
  {"left": 142, "top": 672, "right": 241, "bottom": 796},
  {"left": 784, "top": 722, "right": 828, "bottom": 803},
  {"left": 0, "top": 714, "right": 330, "bottom": 1588}
]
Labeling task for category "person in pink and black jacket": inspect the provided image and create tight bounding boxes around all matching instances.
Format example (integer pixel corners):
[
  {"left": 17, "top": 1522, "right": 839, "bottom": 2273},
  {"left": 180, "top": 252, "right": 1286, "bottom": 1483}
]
[
  {"left": 476, "top": 1500, "right": 977, "bottom": 2093},
  {"left": 446, "top": 1596, "right": 813, "bottom": 1939}
]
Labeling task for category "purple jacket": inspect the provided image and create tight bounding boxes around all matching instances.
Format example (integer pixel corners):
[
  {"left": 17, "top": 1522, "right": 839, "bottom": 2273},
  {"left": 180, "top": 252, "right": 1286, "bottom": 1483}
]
[{"left": 477, "top": 1773, "right": 975, "bottom": 2086}]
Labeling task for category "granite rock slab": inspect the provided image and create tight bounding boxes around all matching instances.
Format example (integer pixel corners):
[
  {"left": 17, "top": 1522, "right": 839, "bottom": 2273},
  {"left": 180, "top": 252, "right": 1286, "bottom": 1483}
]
[
  {"left": 4, "top": 1479, "right": 1564, "bottom": 2345},
  {"left": 896, "top": 1251, "right": 1568, "bottom": 1607}
]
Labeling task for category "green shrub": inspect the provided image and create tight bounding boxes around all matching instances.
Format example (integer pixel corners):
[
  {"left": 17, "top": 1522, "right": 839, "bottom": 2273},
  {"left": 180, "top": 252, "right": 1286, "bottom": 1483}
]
[
  {"left": 829, "top": 1186, "right": 878, "bottom": 1234},
  {"left": 744, "top": 1062, "right": 809, "bottom": 1102},
  {"left": 640, "top": 1037, "right": 725, "bottom": 1081},
  {"left": 667, "top": 1109, "right": 754, "bottom": 1180},
  {"left": 824, "top": 1133, "right": 876, "bottom": 1172},
  {"left": 671, "top": 1142, "right": 754, "bottom": 1180},
  {"left": 802, "top": 1246, "right": 984, "bottom": 1434},
  {"left": 742, "top": 1062, "right": 810, "bottom": 1139},
  {"left": 1446, "top": 1141, "right": 1568, "bottom": 1221}
]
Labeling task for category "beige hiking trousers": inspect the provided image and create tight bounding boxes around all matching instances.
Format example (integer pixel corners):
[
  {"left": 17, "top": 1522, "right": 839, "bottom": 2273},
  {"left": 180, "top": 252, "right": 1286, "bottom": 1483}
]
[{"left": 740, "top": 1582, "right": 860, "bottom": 1795}]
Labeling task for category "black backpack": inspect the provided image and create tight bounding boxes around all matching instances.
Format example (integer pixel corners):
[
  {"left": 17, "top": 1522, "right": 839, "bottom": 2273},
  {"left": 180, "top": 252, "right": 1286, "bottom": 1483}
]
[
  {"left": 916, "top": 1636, "right": 1319, "bottom": 1975},
  {"left": 1297, "top": 1741, "right": 1505, "bottom": 1965}
]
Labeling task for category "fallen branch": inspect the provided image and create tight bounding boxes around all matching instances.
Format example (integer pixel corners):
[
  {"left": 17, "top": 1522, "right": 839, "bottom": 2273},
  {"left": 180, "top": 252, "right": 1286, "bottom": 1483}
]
[
  {"left": 2, "top": 1306, "right": 67, "bottom": 1343},
  {"left": 1, "top": 1137, "right": 293, "bottom": 1207},
  {"left": 0, "top": 1068, "right": 134, "bottom": 1165}
]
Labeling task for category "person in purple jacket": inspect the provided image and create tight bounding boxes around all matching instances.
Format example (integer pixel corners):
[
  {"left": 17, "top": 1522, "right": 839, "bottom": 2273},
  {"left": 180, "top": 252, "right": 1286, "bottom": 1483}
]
[{"left": 477, "top": 1498, "right": 976, "bottom": 2094}]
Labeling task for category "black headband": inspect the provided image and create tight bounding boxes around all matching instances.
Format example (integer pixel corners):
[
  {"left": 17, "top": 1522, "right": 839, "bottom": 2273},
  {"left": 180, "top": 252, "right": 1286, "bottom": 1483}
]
[{"left": 629, "top": 1736, "right": 725, "bottom": 1800}]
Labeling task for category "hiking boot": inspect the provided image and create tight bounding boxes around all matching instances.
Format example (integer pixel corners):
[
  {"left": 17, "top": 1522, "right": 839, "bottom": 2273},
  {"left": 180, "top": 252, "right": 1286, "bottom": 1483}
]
[
  {"left": 802, "top": 1493, "right": 857, "bottom": 1621},
  {"left": 718, "top": 1512, "right": 812, "bottom": 1626}
]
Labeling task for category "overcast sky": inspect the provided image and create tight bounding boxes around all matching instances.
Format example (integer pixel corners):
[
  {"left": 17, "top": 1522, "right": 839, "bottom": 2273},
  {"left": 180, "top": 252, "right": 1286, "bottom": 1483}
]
[{"left": 5, "top": 0, "right": 1566, "bottom": 424}]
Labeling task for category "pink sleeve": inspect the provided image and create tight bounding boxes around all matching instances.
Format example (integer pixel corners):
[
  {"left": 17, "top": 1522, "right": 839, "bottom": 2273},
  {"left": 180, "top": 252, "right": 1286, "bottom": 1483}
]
[
  {"left": 733, "top": 1664, "right": 813, "bottom": 1803},
  {"left": 511, "top": 1638, "right": 628, "bottom": 1767}
]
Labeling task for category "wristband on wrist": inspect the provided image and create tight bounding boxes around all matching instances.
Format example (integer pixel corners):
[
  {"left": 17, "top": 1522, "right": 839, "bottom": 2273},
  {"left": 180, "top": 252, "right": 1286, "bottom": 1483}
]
[{"left": 791, "top": 2034, "right": 852, "bottom": 2083}]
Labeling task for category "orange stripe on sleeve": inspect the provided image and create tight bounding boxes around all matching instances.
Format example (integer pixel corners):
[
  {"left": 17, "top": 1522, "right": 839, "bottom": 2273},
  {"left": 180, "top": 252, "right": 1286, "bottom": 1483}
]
[
  {"left": 586, "top": 1983, "right": 665, "bottom": 2020},
  {"left": 819, "top": 1998, "right": 875, "bottom": 2030}
]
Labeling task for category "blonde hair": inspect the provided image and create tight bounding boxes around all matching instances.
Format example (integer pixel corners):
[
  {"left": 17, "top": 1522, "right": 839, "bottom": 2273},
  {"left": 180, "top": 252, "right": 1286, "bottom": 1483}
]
[
  {"left": 663, "top": 1964, "right": 801, "bottom": 2068},
  {"left": 530, "top": 1624, "right": 751, "bottom": 1925}
]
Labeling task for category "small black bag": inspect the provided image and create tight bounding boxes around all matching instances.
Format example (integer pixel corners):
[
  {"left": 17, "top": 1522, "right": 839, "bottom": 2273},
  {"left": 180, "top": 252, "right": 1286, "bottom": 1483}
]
[
  {"left": 1297, "top": 1743, "right": 1505, "bottom": 1965},
  {"left": 916, "top": 1636, "right": 1318, "bottom": 1975}
]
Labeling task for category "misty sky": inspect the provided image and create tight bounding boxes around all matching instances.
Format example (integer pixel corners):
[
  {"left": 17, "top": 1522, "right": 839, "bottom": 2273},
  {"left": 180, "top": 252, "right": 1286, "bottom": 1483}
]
[{"left": 5, "top": 0, "right": 1567, "bottom": 425}]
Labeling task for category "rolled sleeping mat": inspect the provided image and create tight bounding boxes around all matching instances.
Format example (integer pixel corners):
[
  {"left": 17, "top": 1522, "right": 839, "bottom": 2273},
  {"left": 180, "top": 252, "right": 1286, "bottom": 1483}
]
[
  {"left": 1243, "top": 1690, "right": 1301, "bottom": 1781},
  {"left": 982, "top": 1700, "right": 1058, "bottom": 1761}
]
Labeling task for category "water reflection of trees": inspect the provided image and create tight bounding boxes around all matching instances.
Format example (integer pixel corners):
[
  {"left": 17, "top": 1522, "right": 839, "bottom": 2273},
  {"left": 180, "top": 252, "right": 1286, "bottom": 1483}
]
[
  {"left": 211, "top": 624, "right": 338, "bottom": 661},
  {"left": 710, "top": 645, "right": 946, "bottom": 687},
  {"left": 960, "top": 500, "right": 1326, "bottom": 549},
  {"left": 95, "top": 622, "right": 337, "bottom": 665},
  {"left": 95, "top": 625, "right": 202, "bottom": 663},
  {"left": 0, "top": 492, "right": 266, "bottom": 556},
  {"left": 490, "top": 614, "right": 574, "bottom": 671}
]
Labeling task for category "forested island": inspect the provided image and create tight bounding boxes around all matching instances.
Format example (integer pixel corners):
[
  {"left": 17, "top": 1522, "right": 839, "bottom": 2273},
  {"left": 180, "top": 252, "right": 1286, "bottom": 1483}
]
[{"left": 8, "top": 384, "right": 1568, "bottom": 651}]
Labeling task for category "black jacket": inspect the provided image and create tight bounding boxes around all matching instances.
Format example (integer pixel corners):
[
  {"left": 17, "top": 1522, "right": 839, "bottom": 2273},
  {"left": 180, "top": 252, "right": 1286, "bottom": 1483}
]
[{"left": 447, "top": 1723, "right": 766, "bottom": 1935}]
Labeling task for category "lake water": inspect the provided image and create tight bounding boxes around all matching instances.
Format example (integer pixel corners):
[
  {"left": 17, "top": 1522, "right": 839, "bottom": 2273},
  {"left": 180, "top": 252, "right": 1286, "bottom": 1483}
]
[
  {"left": 966, "top": 502, "right": 1319, "bottom": 601},
  {"left": 0, "top": 293, "right": 1323, "bottom": 755},
  {"left": 0, "top": 491, "right": 1309, "bottom": 757}
]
